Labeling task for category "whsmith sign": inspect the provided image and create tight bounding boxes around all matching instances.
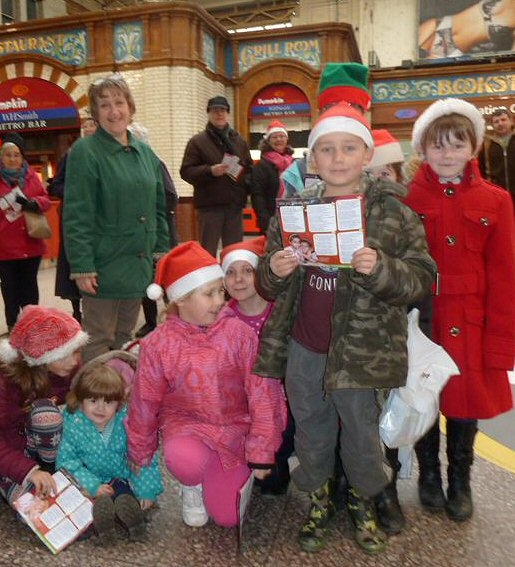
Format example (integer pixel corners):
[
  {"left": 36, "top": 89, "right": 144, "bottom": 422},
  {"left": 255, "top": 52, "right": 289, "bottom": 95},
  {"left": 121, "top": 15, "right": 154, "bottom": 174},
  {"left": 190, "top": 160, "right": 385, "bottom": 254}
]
[{"left": 0, "top": 78, "right": 79, "bottom": 133}]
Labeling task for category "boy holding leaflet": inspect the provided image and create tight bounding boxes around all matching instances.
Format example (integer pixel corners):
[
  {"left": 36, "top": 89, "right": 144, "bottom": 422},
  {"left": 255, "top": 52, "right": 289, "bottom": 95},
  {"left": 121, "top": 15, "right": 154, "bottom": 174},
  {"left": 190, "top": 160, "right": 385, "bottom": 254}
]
[{"left": 254, "top": 103, "right": 436, "bottom": 554}]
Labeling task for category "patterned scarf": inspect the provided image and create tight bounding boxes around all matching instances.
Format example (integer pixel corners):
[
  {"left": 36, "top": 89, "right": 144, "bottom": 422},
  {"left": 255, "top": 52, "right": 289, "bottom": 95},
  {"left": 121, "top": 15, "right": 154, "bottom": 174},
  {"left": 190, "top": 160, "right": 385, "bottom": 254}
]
[
  {"left": 263, "top": 150, "right": 294, "bottom": 198},
  {"left": 0, "top": 161, "right": 28, "bottom": 190}
]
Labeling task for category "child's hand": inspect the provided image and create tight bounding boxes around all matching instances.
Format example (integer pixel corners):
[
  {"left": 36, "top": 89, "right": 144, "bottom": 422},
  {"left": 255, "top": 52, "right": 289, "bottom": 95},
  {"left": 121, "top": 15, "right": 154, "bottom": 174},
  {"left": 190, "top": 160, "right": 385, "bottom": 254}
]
[
  {"left": 129, "top": 460, "right": 141, "bottom": 476},
  {"left": 139, "top": 499, "right": 154, "bottom": 510},
  {"left": 28, "top": 470, "right": 57, "bottom": 499},
  {"left": 351, "top": 247, "right": 378, "bottom": 275},
  {"left": 96, "top": 483, "right": 115, "bottom": 498},
  {"left": 253, "top": 469, "right": 272, "bottom": 481},
  {"left": 270, "top": 249, "right": 300, "bottom": 278}
]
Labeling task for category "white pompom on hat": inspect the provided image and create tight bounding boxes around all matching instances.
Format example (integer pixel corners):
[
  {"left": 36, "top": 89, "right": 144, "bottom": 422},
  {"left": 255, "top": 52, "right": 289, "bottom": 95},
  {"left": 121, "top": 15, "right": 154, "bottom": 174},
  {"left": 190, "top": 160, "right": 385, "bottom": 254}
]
[
  {"left": 146, "top": 241, "right": 224, "bottom": 303},
  {"left": 412, "top": 97, "right": 485, "bottom": 154},
  {"left": 0, "top": 305, "right": 89, "bottom": 367},
  {"left": 220, "top": 235, "right": 267, "bottom": 275},
  {"left": 366, "top": 129, "right": 405, "bottom": 170},
  {"left": 264, "top": 120, "right": 288, "bottom": 141},
  {"left": 308, "top": 102, "right": 373, "bottom": 151}
]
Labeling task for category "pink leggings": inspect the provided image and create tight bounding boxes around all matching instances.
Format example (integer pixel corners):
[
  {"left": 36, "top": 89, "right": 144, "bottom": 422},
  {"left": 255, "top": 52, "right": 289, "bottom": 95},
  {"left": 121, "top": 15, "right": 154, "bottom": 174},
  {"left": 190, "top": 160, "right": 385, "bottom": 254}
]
[{"left": 164, "top": 435, "right": 250, "bottom": 528}]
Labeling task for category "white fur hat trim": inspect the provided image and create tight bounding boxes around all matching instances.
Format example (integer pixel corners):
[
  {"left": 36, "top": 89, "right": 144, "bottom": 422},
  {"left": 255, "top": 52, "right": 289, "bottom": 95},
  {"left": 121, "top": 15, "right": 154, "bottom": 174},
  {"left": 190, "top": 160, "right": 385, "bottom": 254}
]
[
  {"left": 308, "top": 117, "right": 373, "bottom": 150},
  {"left": 367, "top": 142, "right": 405, "bottom": 169},
  {"left": 221, "top": 250, "right": 259, "bottom": 275},
  {"left": 412, "top": 98, "right": 485, "bottom": 154},
  {"left": 166, "top": 263, "right": 223, "bottom": 302}
]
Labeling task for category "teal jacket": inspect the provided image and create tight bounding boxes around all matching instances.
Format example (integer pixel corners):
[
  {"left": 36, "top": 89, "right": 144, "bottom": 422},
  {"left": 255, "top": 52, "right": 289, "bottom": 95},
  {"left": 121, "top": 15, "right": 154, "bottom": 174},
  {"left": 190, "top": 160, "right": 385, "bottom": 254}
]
[
  {"left": 57, "top": 406, "right": 163, "bottom": 501},
  {"left": 63, "top": 127, "right": 169, "bottom": 299}
]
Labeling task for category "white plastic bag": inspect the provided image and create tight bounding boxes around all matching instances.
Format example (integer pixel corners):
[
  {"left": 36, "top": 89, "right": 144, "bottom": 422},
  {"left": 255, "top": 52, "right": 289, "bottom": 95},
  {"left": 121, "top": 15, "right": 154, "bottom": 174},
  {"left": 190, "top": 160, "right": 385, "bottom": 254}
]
[{"left": 379, "top": 308, "right": 460, "bottom": 449}]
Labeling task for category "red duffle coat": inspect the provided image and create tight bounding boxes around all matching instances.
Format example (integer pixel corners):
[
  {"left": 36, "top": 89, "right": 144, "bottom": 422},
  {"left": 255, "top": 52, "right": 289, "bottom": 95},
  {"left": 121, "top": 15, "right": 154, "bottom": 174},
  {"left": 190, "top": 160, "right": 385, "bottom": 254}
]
[{"left": 406, "top": 160, "right": 515, "bottom": 419}]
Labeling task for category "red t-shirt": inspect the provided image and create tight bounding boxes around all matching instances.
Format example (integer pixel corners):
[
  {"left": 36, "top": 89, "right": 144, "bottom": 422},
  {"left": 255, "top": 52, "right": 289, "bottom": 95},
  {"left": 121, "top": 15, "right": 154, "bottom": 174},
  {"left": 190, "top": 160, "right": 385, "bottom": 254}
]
[{"left": 292, "top": 267, "right": 337, "bottom": 353}]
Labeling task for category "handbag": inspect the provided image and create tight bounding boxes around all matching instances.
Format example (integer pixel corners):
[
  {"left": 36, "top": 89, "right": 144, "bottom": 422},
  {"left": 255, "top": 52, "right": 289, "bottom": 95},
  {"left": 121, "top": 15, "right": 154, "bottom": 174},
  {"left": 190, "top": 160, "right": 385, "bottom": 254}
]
[{"left": 23, "top": 210, "right": 52, "bottom": 239}]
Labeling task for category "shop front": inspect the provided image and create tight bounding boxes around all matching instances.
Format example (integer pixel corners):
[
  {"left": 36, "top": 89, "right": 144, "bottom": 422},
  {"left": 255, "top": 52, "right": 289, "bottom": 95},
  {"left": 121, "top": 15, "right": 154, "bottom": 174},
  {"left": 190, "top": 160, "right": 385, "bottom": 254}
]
[{"left": 370, "top": 59, "right": 515, "bottom": 159}]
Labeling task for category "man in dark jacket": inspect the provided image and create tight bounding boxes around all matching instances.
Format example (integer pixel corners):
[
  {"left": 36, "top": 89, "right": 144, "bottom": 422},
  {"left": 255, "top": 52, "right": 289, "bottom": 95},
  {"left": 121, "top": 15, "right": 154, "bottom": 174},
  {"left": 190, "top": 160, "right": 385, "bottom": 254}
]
[
  {"left": 180, "top": 96, "right": 253, "bottom": 256},
  {"left": 479, "top": 108, "right": 515, "bottom": 207}
]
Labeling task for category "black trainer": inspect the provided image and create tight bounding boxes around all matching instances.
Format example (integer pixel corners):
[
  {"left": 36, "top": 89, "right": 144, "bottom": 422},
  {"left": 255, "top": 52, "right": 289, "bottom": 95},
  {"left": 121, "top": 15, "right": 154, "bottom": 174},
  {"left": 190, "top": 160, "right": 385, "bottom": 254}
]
[
  {"left": 114, "top": 494, "right": 147, "bottom": 542},
  {"left": 374, "top": 483, "right": 405, "bottom": 535},
  {"left": 92, "top": 496, "right": 116, "bottom": 545}
]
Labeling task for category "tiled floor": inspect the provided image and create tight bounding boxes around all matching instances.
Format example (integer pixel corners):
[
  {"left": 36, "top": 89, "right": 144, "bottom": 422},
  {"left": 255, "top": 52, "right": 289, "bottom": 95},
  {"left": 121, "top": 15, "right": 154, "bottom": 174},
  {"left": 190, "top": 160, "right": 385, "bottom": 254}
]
[
  {"left": 1, "top": 265, "right": 514, "bottom": 567},
  {"left": 0, "top": 451, "right": 514, "bottom": 567}
]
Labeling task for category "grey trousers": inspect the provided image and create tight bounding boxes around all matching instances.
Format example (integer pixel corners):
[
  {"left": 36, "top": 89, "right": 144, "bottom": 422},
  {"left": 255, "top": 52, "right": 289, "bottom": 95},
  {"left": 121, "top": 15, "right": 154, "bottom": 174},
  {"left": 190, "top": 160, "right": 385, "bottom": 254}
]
[
  {"left": 285, "top": 339, "right": 390, "bottom": 498},
  {"left": 197, "top": 207, "right": 243, "bottom": 258},
  {"left": 81, "top": 296, "right": 141, "bottom": 362}
]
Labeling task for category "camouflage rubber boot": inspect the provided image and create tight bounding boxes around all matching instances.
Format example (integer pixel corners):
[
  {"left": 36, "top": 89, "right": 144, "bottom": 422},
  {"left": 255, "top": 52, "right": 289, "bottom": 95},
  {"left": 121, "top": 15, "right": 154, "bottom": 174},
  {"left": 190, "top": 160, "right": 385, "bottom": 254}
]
[
  {"left": 298, "top": 479, "right": 335, "bottom": 553},
  {"left": 347, "top": 487, "right": 387, "bottom": 554}
]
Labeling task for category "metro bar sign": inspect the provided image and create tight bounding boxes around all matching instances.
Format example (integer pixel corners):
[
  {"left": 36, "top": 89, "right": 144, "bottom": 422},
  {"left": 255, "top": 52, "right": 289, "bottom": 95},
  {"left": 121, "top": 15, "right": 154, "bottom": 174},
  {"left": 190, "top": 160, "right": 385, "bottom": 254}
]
[
  {"left": 0, "top": 77, "right": 80, "bottom": 133},
  {"left": 250, "top": 83, "right": 310, "bottom": 119}
]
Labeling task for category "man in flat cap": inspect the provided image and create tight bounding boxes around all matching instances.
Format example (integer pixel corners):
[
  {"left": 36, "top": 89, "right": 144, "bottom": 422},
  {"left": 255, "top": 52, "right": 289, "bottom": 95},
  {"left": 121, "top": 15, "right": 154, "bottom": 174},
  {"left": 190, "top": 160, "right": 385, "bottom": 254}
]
[{"left": 180, "top": 96, "right": 253, "bottom": 256}]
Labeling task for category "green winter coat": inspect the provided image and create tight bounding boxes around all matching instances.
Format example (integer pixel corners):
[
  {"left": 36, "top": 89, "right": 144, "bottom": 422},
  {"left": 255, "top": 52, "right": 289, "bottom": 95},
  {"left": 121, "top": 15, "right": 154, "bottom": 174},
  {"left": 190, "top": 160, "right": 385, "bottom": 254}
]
[
  {"left": 253, "top": 175, "right": 437, "bottom": 391},
  {"left": 63, "top": 127, "right": 169, "bottom": 299}
]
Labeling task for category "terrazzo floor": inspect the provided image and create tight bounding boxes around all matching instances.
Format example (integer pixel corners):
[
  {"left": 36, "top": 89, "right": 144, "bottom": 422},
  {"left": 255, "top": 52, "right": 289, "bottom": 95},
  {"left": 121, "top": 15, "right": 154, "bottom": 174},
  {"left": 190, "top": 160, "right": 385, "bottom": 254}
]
[
  {"left": 0, "top": 265, "right": 514, "bottom": 567},
  {"left": 0, "top": 450, "right": 514, "bottom": 567}
]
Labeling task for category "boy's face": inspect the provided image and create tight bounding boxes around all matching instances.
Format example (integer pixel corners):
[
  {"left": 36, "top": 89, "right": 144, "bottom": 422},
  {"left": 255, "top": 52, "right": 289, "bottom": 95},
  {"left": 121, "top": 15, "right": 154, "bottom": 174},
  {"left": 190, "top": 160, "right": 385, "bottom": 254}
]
[
  {"left": 424, "top": 133, "right": 474, "bottom": 180},
  {"left": 176, "top": 279, "right": 226, "bottom": 326},
  {"left": 311, "top": 132, "right": 372, "bottom": 195},
  {"left": 224, "top": 260, "right": 257, "bottom": 303}
]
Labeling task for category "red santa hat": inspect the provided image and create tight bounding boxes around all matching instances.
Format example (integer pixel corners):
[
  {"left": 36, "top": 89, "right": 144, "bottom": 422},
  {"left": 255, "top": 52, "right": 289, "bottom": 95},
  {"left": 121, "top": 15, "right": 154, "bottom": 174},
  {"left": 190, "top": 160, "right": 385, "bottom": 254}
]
[
  {"left": 264, "top": 120, "right": 288, "bottom": 141},
  {"left": 220, "top": 236, "right": 267, "bottom": 274},
  {"left": 412, "top": 97, "right": 485, "bottom": 154},
  {"left": 308, "top": 102, "right": 373, "bottom": 151},
  {"left": 0, "top": 305, "right": 88, "bottom": 367},
  {"left": 147, "top": 241, "right": 224, "bottom": 302},
  {"left": 367, "top": 129, "right": 405, "bottom": 169}
]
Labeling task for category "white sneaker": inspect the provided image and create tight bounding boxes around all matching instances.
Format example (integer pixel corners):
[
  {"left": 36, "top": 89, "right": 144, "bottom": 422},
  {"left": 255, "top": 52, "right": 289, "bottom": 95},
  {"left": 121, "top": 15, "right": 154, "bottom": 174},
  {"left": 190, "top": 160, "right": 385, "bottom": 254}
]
[{"left": 180, "top": 484, "right": 208, "bottom": 527}]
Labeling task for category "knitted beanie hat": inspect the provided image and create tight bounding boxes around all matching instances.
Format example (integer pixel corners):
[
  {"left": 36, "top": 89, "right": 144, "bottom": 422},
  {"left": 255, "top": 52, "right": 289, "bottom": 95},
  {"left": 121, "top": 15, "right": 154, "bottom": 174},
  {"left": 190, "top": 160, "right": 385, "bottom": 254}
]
[
  {"left": 0, "top": 132, "right": 26, "bottom": 155},
  {"left": 0, "top": 305, "right": 89, "bottom": 367},
  {"left": 206, "top": 96, "right": 230, "bottom": 113},
  {"left": 317, "top": 62, "right": 371, "bottom": 111},
  {"left": 308, "top": 102, "right": 373, "bottom": 151},
  {"left": 264, "top": 120, "right": 288, "bottom": 140},
  {"left": 367, "top": 129, "right": 405, "bottom": 169},
  {"left": 412, "top": 98, "right": 486, "bottom": 154},
  {"left": 220, "top": 235, "right": 267, "bottom": 274},
  {"left": 147, "top": 241, "right": 224, "bottom": 302}
]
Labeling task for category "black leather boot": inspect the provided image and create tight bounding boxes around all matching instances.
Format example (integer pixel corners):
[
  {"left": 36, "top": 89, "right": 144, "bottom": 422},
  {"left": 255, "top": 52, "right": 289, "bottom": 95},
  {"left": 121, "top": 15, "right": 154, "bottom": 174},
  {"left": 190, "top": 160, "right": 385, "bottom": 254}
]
[
  {"left": 445, "top": 419, "right": 477, "bottom": 522},
  {"left": 414, "top": 420, "right": 446, "bottom": 512},
  {"left": 374, "top": 448, "right": 405, "bottom": 534}
]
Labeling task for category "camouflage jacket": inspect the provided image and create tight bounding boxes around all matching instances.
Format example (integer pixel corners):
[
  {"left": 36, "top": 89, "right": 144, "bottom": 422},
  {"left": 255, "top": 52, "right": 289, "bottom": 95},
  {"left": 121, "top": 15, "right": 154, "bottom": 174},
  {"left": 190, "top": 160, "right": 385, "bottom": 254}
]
[{"left": 253, "top": 175, "right": 437, "bottom": 391}]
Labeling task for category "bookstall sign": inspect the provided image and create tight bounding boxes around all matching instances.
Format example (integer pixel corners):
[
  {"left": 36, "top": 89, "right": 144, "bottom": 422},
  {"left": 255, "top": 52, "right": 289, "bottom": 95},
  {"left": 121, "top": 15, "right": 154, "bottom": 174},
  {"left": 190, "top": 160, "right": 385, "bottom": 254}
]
[
  {"left": 373, "top": 72, "right": 515, "bottom": 104},
  {"left": 0, "top": 77, "right": 80, "bottom": 133}
]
